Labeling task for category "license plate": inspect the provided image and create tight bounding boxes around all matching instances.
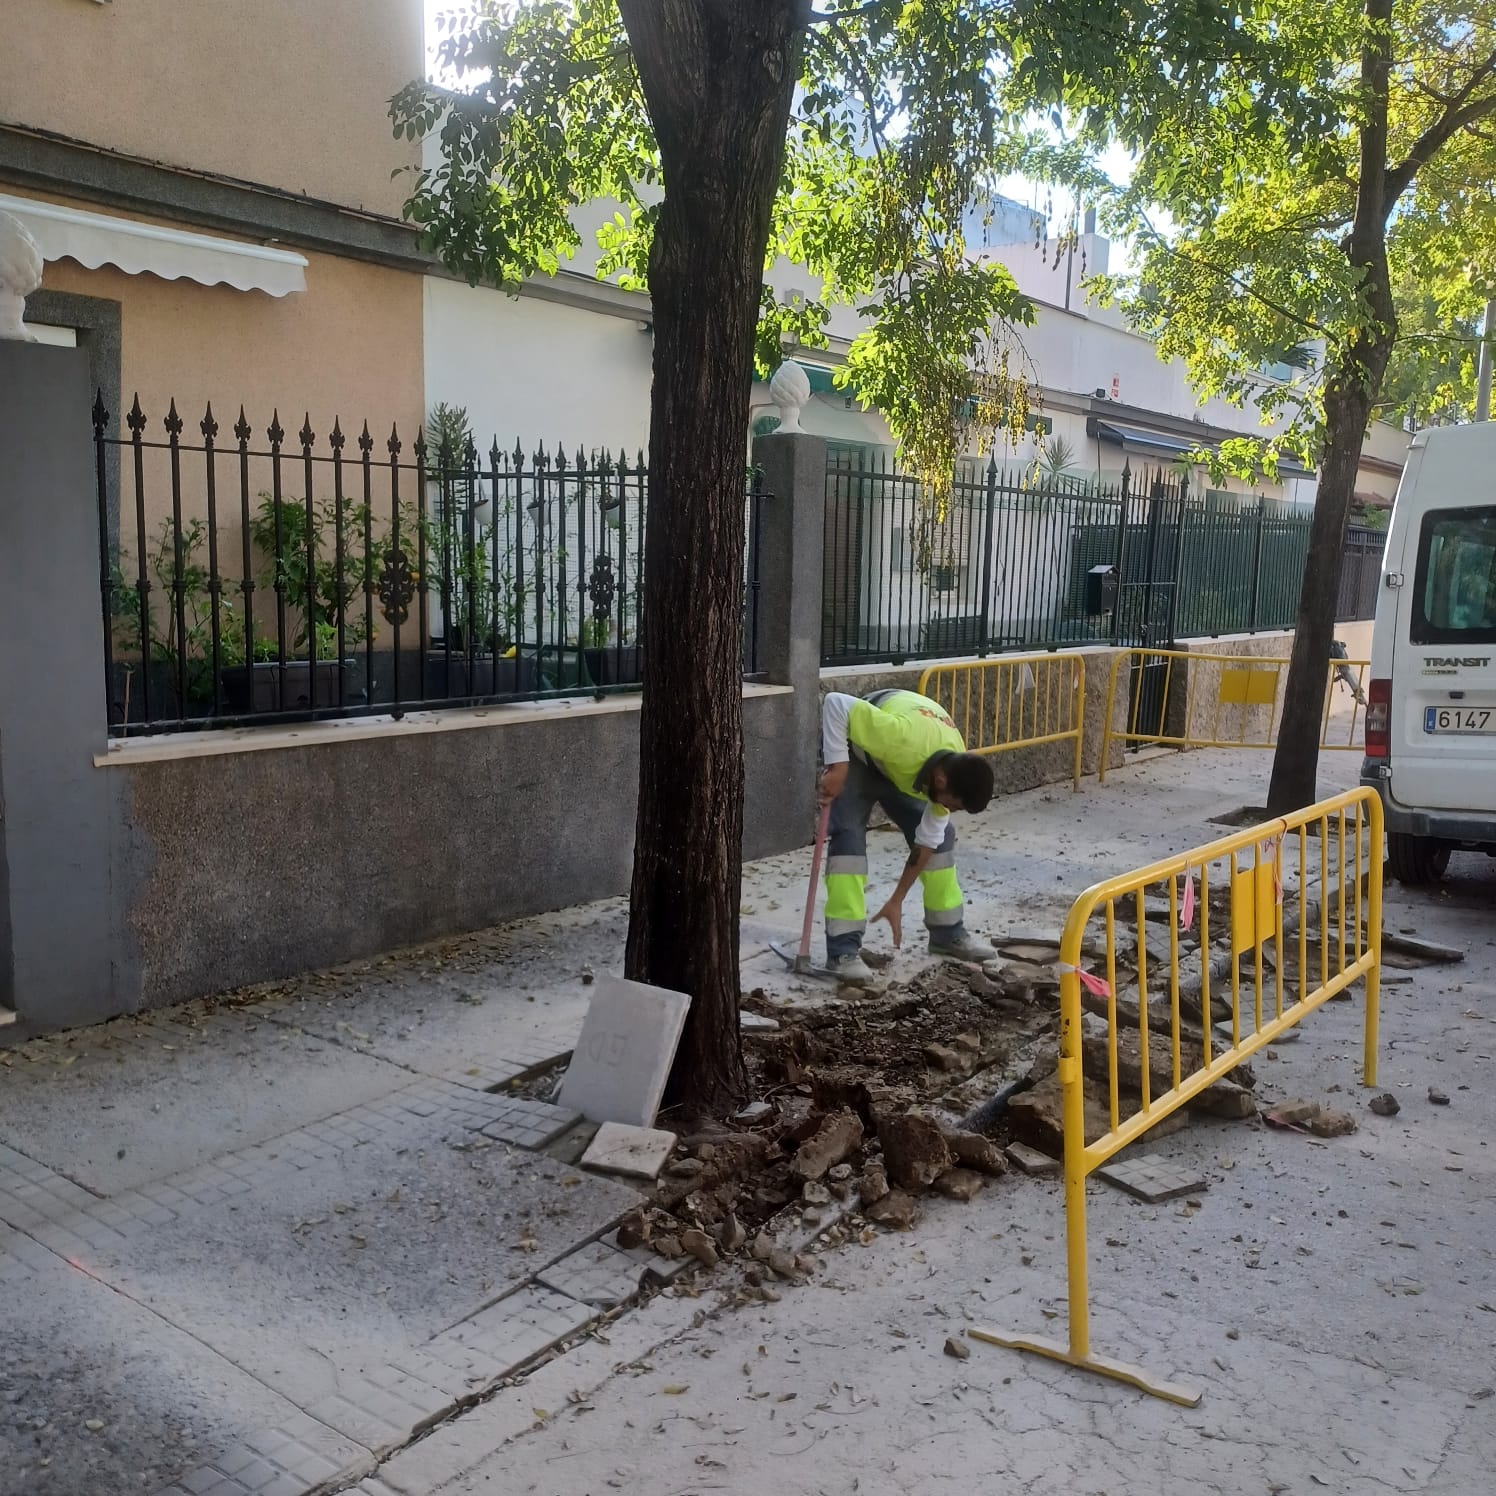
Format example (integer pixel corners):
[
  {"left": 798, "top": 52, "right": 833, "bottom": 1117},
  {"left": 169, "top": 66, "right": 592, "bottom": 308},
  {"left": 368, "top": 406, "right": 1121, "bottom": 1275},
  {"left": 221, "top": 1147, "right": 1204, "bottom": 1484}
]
[{"left": 1424, "top": 707, "right": 1496, "bottom": 733}]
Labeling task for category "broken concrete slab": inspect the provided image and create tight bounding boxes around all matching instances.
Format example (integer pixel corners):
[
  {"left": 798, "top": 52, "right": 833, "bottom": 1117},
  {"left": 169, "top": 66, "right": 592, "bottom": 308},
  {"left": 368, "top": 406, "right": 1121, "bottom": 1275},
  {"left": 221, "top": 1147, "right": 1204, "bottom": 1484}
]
[
  {"left": 932, "top": 1168, "right": 986, "bottom": 1201},
  {"left": 581, "top": 1122, "right": 679, "bottom": 1181},
  {"left": 790, "top": 1111, "right": 864, "bottom": 1181},
  {"left": 1005, "top": 1141, "right": 1061, "bottom": 1176},
  {"left": 877, "top": 1114, "right": 952, "bottom": 1190},
  {"left": 1096, "top": 1153, "right": 1207, "bottom": 1204},
  {"left": 557, "top": 975, "right": 690, "bottom": 1128},
  {"left": 1265, "top": 1099, "right": 1358, "bottom": 1137}
]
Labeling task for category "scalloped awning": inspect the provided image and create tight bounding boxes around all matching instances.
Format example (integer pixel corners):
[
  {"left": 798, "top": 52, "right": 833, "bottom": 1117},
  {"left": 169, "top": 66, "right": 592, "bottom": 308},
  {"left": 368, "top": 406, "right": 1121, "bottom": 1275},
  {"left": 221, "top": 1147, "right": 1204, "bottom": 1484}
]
[{"left": 1, "top": 192, "right": 307, "bottom": 297}]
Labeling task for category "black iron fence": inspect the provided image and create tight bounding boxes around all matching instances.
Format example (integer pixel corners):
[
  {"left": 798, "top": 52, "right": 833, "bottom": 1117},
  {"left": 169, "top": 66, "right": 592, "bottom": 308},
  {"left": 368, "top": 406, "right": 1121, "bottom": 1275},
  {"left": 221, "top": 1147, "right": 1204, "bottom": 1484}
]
[
  {"left": 95, "top": 394, "right": 765, "bottom": 735},
  {"left": 1337, "top": 524, "right": 1387, "bottom": 622},
  {"left": 821, "top": 452, "right": 1317, "bottom": 665}
]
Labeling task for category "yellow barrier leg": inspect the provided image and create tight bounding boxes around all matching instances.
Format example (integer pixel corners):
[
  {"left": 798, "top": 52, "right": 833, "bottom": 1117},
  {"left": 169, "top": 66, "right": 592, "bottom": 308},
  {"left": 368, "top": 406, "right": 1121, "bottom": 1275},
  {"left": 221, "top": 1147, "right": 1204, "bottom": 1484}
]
[{"left": 967, "top": 980, "right": 1203, "bottom": 1408}]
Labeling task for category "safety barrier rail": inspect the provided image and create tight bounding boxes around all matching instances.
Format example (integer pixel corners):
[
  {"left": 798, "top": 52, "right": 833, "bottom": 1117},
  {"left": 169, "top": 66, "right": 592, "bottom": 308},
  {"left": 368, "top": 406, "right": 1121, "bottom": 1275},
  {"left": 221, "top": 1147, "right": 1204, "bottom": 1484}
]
[
  {"left": 1097, "top": 648, "right": 1369, "bottom": 783},
  {"left": 970, "top": 787, "right": 1383, "bottom": 1404},
  {"left": 919, "top": 653, "right": 1086, "bottom": 791}
]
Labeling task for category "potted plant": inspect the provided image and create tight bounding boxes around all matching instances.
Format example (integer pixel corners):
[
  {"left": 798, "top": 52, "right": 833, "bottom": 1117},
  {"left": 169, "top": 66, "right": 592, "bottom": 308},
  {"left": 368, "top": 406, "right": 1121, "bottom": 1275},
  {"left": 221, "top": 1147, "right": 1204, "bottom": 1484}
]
[{"left": 221, "top": 490, "right": 376, "bottom": 714}]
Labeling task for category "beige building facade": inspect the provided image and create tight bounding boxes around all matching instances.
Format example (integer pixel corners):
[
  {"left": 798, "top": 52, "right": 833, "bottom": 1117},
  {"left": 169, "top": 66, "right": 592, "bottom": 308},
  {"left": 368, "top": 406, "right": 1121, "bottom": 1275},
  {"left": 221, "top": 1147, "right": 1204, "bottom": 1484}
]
[{"left": 3, "top": 0, "right": 427, "bottom": 446}]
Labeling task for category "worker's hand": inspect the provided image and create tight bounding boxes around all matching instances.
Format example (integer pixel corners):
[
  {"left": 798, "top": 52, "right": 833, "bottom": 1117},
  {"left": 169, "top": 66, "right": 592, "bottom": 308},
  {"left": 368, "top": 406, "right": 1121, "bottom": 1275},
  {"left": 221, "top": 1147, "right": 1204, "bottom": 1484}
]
[
  {"left": 817, "top": 763, "right": 848, "bottom": 805},
  {"left": 872, "top": 897, "right": 903, "bottom": 949}
]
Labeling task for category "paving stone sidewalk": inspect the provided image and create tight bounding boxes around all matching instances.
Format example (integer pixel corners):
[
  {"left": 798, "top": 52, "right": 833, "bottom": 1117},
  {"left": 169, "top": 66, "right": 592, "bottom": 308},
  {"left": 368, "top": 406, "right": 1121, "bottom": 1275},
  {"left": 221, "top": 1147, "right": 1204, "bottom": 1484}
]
[{"left": 0, "top": 742, "right": 1377, "bottom": 1495}]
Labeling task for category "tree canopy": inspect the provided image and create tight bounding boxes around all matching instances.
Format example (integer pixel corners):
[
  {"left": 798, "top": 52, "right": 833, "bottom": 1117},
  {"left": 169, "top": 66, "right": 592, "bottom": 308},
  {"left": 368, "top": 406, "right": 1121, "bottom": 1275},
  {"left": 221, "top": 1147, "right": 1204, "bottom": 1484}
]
[{"left": 1022, "top": 0, "right": 1496, "bottom": 475}]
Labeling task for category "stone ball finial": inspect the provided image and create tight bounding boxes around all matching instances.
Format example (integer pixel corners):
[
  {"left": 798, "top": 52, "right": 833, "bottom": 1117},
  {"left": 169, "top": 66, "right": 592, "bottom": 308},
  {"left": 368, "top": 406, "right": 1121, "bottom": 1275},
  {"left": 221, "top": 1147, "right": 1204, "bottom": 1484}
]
[
  {"left": 768, "top": 359, "right": 812, "bottom": 434},
  {"left": 0, "top": 209, "right": 43, "bottom": 342}
]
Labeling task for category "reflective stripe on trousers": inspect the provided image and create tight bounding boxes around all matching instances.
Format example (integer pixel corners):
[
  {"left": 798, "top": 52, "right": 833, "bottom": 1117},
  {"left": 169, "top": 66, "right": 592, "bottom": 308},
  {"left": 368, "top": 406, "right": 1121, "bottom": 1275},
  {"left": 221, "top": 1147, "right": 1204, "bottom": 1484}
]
[{"left": 823, "top": 760, "right": 966, "bottom": 958}]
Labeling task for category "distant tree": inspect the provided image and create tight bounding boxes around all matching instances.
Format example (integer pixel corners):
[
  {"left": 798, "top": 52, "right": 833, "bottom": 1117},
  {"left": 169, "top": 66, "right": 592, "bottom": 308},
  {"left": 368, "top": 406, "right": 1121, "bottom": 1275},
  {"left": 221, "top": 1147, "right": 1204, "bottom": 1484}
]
[{"left": 1013, "top": 0, "right": 1496, "bottom": 811}]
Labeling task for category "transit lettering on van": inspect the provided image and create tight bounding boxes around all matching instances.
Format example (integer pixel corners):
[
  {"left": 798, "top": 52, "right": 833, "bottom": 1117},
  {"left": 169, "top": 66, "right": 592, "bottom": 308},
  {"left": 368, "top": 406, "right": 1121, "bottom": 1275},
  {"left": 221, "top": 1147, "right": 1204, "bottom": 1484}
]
[{"left": 1420, "top": 656, "right": 1490, "bottom": 672}]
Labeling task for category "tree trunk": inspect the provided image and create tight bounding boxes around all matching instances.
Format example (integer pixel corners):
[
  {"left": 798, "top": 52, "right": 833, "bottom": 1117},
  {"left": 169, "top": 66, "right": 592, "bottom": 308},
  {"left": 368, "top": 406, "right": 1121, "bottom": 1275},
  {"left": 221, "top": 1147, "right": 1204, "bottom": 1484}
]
[
  {"left": 1267, "top": 0, "right": 1396, "bottom": 814},
  {"left": 617, "top": 0, "right": 806, "bottom": 1115}
]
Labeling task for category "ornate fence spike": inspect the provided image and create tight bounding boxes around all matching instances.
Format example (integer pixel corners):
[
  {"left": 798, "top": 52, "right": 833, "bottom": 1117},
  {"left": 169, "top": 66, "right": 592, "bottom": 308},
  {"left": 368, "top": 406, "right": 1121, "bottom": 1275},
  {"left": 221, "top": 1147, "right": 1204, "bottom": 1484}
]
[
  {"left": 234, "top": 405, "right": 251, "bottom": 444},
  {"left": 92, "top": 389, "right": 109, "bottom": 435},
  {"left": 358, "top": 418, "right": 373, "bottom": 455},
  {"left": 267, "top": 410, "right": 284, "bottom": 447},
  {"left": 201, "top": 402, "right": 218, "bottom": 442},
  {"left": 328, "top": 416, "right": 345, "bottom": 453},
  {"left": 299, "top": 413, "right": 316, "bottom": 450},
  {"left": 126, "top": 393, "right": 146, "bottom": 437}
]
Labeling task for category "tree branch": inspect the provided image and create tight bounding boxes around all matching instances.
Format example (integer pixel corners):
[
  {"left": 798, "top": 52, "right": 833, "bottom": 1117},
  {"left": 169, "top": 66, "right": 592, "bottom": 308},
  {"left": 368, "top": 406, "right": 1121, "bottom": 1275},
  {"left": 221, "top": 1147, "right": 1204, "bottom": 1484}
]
[{"left": 1384, "top": 50, "right": 1496, "bottom": 206}]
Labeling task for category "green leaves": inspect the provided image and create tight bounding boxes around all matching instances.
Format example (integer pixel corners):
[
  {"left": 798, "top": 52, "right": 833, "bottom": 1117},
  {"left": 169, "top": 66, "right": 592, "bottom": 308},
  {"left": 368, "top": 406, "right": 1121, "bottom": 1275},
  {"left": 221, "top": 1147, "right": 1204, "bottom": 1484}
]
[{"left": 392, "top": 1, "right": 1051, "bottom": 483}]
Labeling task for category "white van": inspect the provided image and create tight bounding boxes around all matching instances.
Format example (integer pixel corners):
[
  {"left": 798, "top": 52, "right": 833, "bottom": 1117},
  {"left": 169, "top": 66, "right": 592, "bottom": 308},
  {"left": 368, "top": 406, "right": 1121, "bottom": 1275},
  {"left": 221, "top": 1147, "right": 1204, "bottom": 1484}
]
[{"left": 1362, "top": 423, "right": 1496, "bottom": 884}]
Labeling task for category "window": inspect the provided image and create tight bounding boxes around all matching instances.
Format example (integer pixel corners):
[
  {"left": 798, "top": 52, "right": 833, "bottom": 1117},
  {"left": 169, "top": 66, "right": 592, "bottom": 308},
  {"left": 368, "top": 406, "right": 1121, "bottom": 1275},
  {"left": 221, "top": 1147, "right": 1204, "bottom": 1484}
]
[{"left": 1412, "top": 506, "right": 1496, "bottom": 644}]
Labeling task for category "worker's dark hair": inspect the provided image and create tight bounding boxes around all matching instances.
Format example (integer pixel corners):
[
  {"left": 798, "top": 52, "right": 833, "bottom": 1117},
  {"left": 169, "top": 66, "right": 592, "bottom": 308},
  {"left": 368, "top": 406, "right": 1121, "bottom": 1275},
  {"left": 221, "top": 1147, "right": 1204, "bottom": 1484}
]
[{"left": 947, "top": 753, "right": 994, "bottom": 813}]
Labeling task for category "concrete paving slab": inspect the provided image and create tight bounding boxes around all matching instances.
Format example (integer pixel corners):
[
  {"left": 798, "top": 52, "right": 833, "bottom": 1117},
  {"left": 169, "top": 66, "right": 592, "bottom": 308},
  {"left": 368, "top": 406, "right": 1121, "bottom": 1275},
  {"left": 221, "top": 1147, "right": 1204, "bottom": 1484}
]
[
  {"left": 0, "top": 1247, "right": 366, "bottom": 1496},
  {"left": 579, "top": 1121, "right": 676, "bottom": 1180},
  {"left": 59, "top": 1084, "right": 640, "bottom": 1417},
  {"left": 557, "top": 975, "right": 690, "bottom": 1127},
  {"left": 1095, "top": 1152, "right": 1207, "bottom": 1202},
  {"left": 0, "top": 1007, "right": 410, "bottom": 1196}
]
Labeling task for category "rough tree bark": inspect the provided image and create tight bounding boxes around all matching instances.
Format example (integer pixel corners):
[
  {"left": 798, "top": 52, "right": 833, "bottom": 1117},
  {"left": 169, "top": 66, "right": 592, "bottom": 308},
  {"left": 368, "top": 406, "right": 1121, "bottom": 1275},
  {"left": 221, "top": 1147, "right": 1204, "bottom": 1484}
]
[
  {"left": 617, "top": 0, "right": 807, "bottom": 1114},
  {"left": 1267, "top": 0, "right": 1397, "bottom": 815}
]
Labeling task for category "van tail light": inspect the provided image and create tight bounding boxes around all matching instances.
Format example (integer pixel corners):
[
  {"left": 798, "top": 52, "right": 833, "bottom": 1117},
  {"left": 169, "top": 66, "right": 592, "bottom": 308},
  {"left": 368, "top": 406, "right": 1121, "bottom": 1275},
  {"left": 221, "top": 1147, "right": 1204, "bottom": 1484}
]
[{"left": 1365, "top": 678, "right": 1391, "bottom": 758}]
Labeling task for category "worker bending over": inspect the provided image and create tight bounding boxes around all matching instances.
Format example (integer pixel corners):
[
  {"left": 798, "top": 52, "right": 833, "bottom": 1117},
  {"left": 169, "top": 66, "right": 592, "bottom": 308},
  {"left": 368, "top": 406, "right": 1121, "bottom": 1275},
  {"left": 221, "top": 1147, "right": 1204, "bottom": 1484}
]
[{"left": 818, "top": 688, "right": 997, "bottom": 986}]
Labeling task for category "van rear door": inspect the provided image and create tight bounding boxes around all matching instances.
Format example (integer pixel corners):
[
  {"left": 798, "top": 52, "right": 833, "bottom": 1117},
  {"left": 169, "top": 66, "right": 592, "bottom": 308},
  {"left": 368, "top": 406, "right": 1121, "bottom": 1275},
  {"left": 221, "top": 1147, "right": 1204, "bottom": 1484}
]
[{"left": 1392, "top": 504, "right": 1496, "bottom": 813}]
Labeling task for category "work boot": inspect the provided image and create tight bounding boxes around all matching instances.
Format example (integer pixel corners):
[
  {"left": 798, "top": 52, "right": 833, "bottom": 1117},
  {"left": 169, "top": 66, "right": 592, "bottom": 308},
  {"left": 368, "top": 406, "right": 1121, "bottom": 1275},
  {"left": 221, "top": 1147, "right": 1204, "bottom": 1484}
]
[
  {"left": 929, "top": 932, "right": 998, "bottom": 964},
  {"left": 824, "top": 952, "right": 880, "bottom": 988}
]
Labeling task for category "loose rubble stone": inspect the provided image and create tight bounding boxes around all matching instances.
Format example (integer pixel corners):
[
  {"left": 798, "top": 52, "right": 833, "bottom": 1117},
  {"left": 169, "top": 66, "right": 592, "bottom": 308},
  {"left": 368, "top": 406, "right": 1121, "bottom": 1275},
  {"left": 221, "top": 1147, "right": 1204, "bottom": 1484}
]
[
  {"left": 801, "top": 1180, "right": 832, "bottom": 1206},
  {"left": 1304, "top": 1108, "right": 1357, "bottom": 1138},
  {"left": 680, "top": 1229, "right": 720, "bottom": 1269},
  {"left": 714, "top": 1213, "right": 747, "bottom": 1253},
  {"left": 792, "top": 1110, "right": 865, "bottom": 1180},
  {"left": 923, "top": 1043, "right": 971, "bottom": 1074},
  {"left": 858, "top": 1162, "right": 889, "bottom": 1204},
  {"left": 1429, "top": 1087, "right": 1451, "bottom": 1106},
  {"left": 1007, "top": 1074, "right": 1113, "bottom": 1155},
  {"left": 944, "top": 1336, "right": 971, "bottom": 1360},
  {"left": 828, "top": 1163, "right": 854, "bottom": 1182},
  {"left": 615, "top": 1210, "right": 649, "bottom": 1250},
  {"left": 878, "top": 1114, "right": 953, "bottom": 1190},
  {"left": 932, "top": 1168, "right": 986, "bottom": 1202},
  {"left": 1192, "top": 1080, "right": 1258, "bottom": 1120},
  {"left": 750, "top": 1232, "right": 774, "bottom": 1263},
  {"left": 1370, "top": 1093, "right": 1401, "bottom": 1117},
  {"left": 654, "top": 1234, "right": 683, "bottom": 1259},
  {"left": 943, "top": 1130, "right": 1009, "bottom": 1176},
  {"left": 767, "top": 1246, "right": 804, "bottom": 1278},
  {"left": 865, "top": 1190, "right": 919, "bottom": 1230}
]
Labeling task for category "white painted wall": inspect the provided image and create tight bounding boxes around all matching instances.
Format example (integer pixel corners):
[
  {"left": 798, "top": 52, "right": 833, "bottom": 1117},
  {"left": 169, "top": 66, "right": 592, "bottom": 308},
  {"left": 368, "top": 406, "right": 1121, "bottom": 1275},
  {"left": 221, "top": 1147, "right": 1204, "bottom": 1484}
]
[{"left": 423, "top": 276, "right": 653, "bottom": 455}]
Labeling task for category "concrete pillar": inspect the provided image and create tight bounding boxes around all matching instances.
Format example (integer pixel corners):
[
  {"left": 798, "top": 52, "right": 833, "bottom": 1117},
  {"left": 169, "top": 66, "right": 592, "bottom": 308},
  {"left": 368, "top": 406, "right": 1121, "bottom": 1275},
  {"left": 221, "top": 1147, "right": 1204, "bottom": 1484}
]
[
  {"left": 742, "top": 428, "right": 827, "bottom": 858},
  {"left": 0, "top": 341, "right": 125, "bottom": 1029},
  {"left": 750, "top": 430, "right": 828, "bottom": 690}
]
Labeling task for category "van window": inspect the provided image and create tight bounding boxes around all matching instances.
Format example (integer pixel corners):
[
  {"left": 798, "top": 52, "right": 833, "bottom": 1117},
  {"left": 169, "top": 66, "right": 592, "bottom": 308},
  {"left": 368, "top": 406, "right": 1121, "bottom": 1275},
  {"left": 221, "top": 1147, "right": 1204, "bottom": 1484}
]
[{"left": 1411, "top": 506, "right": 1496, "bottom": 644}]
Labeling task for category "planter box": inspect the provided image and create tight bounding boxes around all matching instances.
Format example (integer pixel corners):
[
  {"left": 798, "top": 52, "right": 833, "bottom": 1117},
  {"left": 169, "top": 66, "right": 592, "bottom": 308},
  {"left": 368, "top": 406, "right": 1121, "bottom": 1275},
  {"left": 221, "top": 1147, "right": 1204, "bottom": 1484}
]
[
  {"left": 220, "top": 660, "right": 364, "bottom": 715},
  {"left": 584, "top": 644, "right": 643, "bottom": 686},
  {"left": 422, "top": 653, "right": 540, "bottom": 701}
]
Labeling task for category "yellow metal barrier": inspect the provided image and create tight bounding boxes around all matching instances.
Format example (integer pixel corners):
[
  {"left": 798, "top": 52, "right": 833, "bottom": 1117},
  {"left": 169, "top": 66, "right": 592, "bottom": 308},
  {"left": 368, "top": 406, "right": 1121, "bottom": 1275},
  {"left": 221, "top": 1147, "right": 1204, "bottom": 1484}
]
[
  {"left": 1097, "top": 648, "right": 1369, "bottom": 783},
  {"left": 919, "top": 653, "right": 1086, "bottom": 791},
  {"left": 970, "top": 787, "right": 1383, "bottom": 1404}
]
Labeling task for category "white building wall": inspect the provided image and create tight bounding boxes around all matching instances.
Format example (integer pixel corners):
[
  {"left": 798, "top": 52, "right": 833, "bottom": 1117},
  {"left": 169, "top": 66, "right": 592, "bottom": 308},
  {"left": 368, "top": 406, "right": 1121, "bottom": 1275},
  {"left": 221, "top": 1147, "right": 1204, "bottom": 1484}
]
[{"left": 423, "top": 276, "right": 653, "bottom": 455}]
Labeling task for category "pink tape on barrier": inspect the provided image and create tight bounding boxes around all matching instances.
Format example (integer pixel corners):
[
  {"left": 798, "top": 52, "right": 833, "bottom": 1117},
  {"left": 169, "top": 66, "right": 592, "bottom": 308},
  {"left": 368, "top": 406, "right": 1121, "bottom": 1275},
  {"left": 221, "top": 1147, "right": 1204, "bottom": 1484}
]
[
  {"left": 1180, "top": 871, "right": 1196, "bottom": 932},
  {"left": 1058, "top": 962, "right": 1111, "bottom": 999}
]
